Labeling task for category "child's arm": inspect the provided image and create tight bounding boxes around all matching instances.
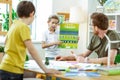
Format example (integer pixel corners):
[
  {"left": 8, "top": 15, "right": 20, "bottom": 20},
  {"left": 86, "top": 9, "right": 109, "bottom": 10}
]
[
  {"left": 41, "top": 41, "right": 62, "bottom": 48},
  {"left": 4, "top": 36, "right": 8, "bottom": 45},
  {"left": 24, "top": 39, "right": 61, "bottom": 74}
]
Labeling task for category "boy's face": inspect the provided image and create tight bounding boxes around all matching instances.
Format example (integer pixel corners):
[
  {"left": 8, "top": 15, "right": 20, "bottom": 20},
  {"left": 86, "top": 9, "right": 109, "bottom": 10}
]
[
  {"left": 28, "top": 11, "right": 35, "bottom": 25},
  {"left": 48, "top": 19, "right": 59, "bottom": 31}
]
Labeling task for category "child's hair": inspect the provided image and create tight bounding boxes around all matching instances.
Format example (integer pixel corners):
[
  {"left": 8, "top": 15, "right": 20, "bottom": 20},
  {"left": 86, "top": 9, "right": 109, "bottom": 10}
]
[
  {"left": 17, "top": 1, "right": 35, "bottom": 18},
  {"left": 48, "top": 14, "right": 59, "bottom": 23}
]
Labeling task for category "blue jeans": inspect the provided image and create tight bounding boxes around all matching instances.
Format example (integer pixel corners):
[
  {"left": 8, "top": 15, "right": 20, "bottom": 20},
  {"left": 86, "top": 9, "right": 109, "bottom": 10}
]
[{"left": 0, "top": 70, "right": 23, "bottom": 80}]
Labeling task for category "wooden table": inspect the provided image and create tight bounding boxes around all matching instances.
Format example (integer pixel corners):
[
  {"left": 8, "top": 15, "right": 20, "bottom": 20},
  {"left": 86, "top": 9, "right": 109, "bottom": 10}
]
[{"left": 24, "top": 60, "right": 120, "bottom": 80}]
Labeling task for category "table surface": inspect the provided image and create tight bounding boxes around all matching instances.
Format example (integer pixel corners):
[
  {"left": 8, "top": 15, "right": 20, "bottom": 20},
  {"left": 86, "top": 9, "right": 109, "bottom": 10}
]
[{"left": 24, "top": 60, "right": 120, "bottom": 80}]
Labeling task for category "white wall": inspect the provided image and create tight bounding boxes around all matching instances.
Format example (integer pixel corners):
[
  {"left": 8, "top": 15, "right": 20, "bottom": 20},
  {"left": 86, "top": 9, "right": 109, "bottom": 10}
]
[
  {"left": 35, "top": 0, "right": 53, "bottom": 41},
  {"left": 52, "top": 0, "right": 80, "bottom": 13},
  {"left": 27, "top": 41, "right": 45, "bottom": 60},
  {"left": 88, "top": 0, "right": 98, "bottom": 14}
]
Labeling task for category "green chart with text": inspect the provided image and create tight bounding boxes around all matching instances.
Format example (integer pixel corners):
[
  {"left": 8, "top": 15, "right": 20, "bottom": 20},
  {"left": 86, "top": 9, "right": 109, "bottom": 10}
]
[{"left": 59, "top": 22, "right": 79, "bottom": 49}]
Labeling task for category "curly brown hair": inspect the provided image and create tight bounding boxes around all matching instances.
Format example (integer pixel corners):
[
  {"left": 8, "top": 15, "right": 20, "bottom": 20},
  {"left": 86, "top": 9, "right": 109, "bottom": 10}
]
[{"left": 91, "top": 12, "right": 108, "bottom": 30}]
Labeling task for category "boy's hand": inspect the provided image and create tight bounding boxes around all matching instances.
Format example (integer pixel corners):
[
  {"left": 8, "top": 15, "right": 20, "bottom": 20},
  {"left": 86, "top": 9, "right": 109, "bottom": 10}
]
[{"left": 55, "top": 41, "right": 63, "bottom": 45}]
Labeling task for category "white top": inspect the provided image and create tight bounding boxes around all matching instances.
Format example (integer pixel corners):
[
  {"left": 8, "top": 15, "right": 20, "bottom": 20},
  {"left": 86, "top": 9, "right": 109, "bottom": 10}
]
[{"left": 42, "top": 29, "right": 60, "bottom": 57}]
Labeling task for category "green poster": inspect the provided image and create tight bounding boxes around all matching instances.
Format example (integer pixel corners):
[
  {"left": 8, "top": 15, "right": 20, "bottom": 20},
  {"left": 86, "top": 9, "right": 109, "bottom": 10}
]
[{"left": 58, "top": 22, "right": 79, "bottom": 49}]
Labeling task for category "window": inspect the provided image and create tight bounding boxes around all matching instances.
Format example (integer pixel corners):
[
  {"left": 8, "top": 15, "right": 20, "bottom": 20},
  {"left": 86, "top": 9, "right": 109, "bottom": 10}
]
[
  {"left": 0, "top": 3, "right": 10, "bottom": 42},
  {"left": 35, "top": 0, "right": 52, "bottom": 41},
  {"left": 0, "top": 4, "right": 5, "bottom": 31}
]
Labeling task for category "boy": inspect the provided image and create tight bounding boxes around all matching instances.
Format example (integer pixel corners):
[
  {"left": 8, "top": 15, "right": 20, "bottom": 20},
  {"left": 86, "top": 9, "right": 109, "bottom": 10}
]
[
  {"left": 0, "top": 1, "right": 60, "bottom": 80},
  {"left": 41, "top": 15, "right": 62, "bottom": 60}
]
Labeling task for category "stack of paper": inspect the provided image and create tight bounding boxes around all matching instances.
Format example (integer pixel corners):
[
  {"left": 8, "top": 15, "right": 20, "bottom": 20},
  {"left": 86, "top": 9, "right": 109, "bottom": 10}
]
[{"left": 69, "top": 63, "right": 101, "bottom": 71}]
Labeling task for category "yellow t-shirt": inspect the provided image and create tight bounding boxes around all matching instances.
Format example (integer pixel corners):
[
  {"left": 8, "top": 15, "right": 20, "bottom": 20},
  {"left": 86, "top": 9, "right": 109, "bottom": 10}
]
[{"left": 0, "top": 20, "right": 31, "bottom": 74}]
